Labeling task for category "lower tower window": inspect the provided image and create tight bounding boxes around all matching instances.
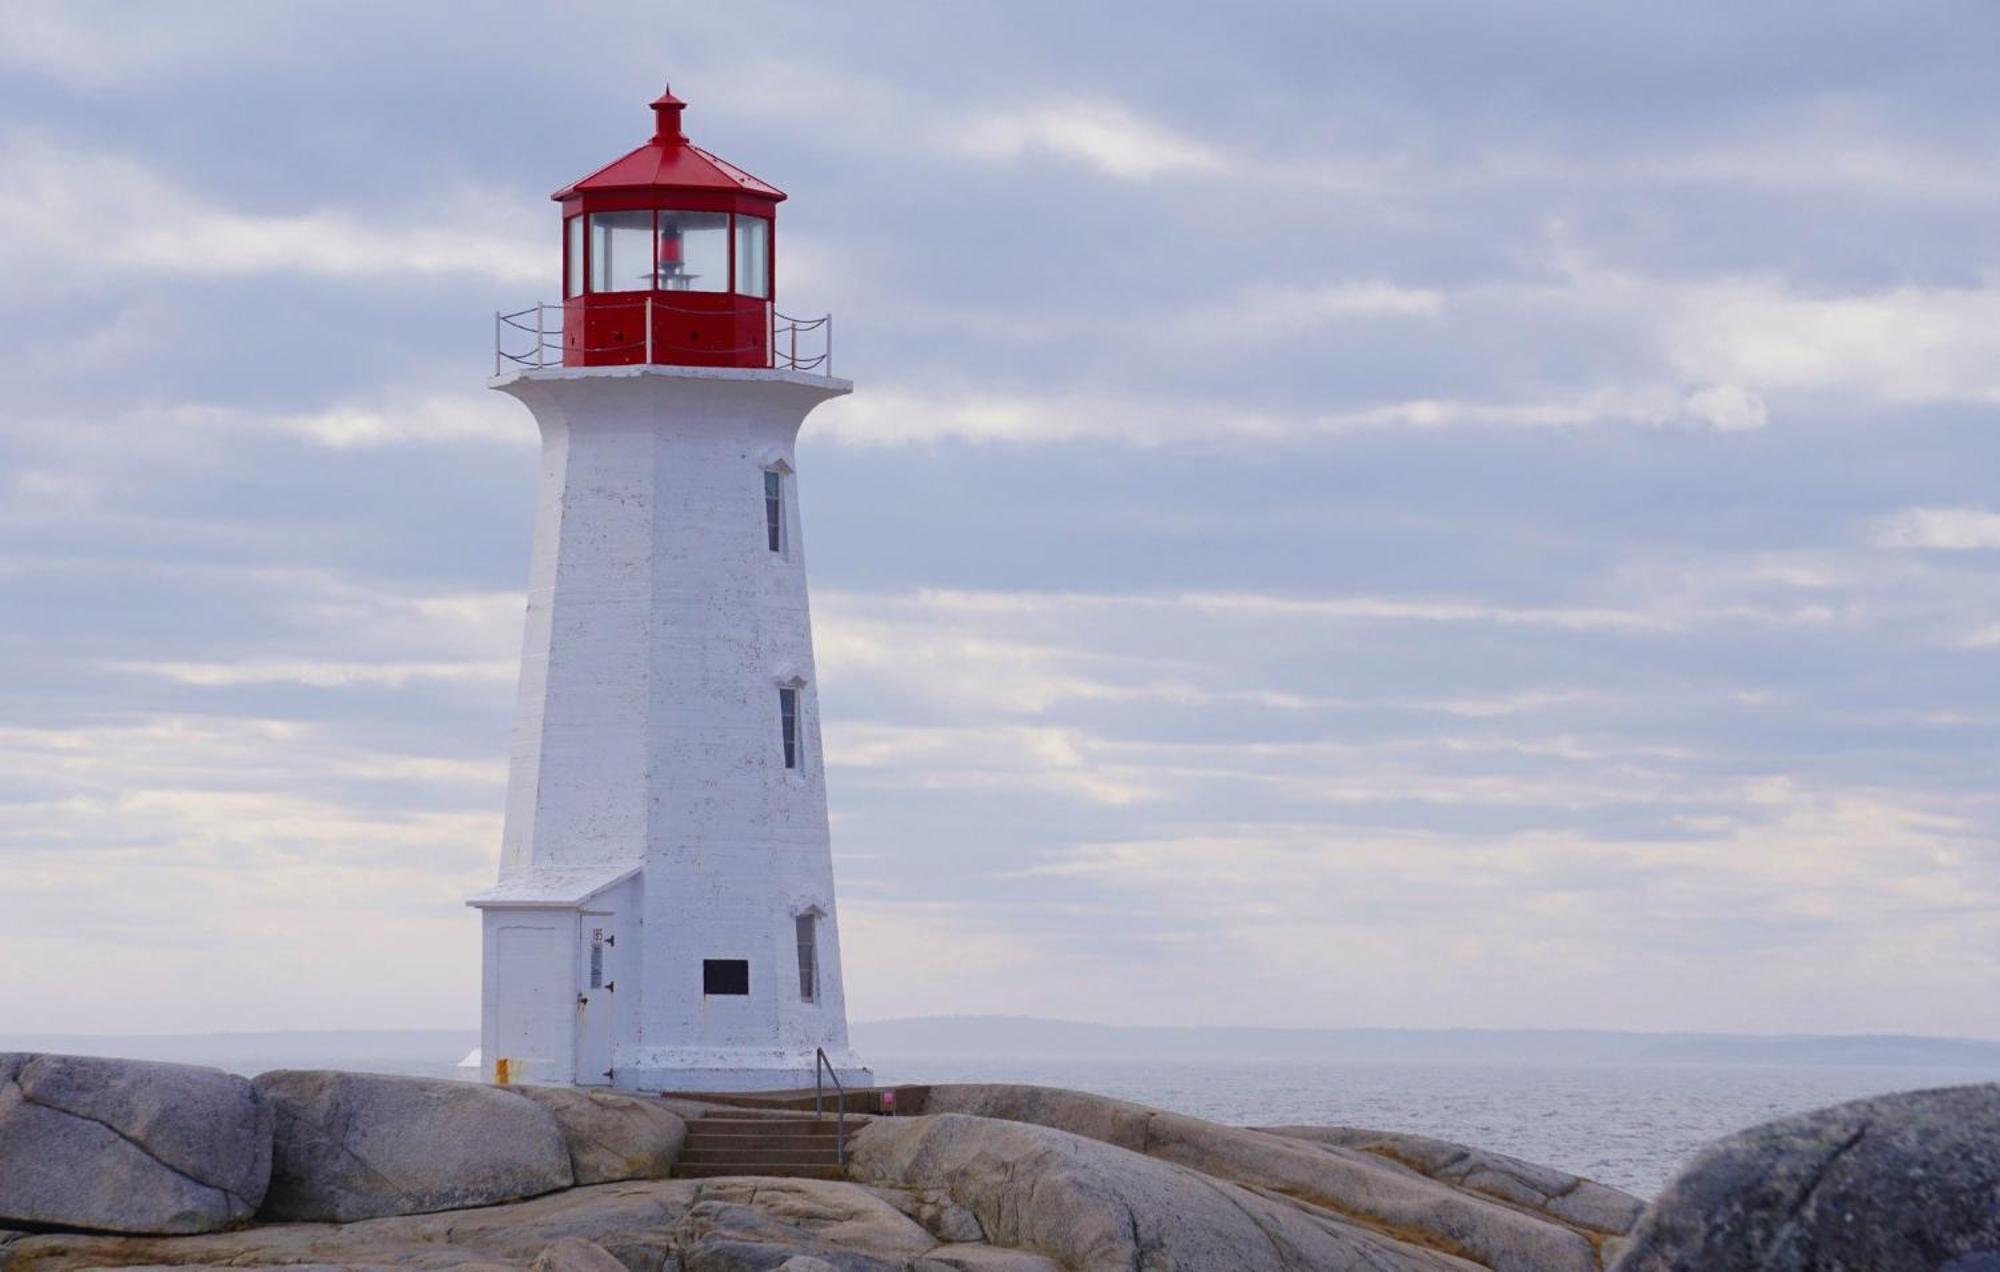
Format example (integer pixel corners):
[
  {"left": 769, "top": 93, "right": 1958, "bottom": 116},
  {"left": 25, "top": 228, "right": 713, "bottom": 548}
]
[
  {"left": 796, "top": 912, "right": 819, "bottom": 1002},
  {"left": 703, "top": 959, "right": 749, "bottom": 995}
]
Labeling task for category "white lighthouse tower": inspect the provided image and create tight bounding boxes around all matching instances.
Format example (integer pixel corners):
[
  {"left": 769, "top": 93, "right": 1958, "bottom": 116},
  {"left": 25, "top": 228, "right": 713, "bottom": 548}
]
[{"left": 468, "top": 84, "right": 866, "bottom": 1092}]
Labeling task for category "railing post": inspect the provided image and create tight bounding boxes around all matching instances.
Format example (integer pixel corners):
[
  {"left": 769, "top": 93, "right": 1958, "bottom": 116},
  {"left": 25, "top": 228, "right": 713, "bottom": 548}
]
[
  {"left": 825, "top": 315, "right": 833, "bottom": 377},
  {"left": 814, "top": 1046, "right": 847, "bottom": 1169},
  {"left": 493, "top": 312, "right": 502, "bottom": 377},
  {"left": 534, "top": 303, "right": 547, "bottom": 369}
]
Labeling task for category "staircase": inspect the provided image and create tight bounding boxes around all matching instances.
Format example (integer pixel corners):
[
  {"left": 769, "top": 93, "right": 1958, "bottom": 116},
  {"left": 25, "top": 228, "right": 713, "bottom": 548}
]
[{"left": 672, "top": 1112, "right": 847, "bottom": 1180}]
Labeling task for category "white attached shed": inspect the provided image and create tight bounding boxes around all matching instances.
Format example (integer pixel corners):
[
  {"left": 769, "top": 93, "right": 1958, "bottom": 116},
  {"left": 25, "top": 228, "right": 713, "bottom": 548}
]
[{"left": 467, "top": 863, "right": 641, "bottom": 1087}]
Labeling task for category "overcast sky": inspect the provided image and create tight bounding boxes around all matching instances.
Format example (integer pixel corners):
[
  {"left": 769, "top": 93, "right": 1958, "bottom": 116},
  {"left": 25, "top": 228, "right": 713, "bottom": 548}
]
[{"left": 2, "top": 0, "right": 1996, "bottom": 1039}]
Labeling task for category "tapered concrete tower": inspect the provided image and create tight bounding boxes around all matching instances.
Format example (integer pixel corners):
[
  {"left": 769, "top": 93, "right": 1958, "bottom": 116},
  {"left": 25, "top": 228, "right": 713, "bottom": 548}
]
[{"left": 468, "top": 84, "right": 865, "bottom": 1092}]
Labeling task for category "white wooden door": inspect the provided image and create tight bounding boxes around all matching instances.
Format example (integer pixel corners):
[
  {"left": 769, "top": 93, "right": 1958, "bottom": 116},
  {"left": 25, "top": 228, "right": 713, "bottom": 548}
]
[{"left": 574, "top": 913, "right": 616, "bottom": 1086}]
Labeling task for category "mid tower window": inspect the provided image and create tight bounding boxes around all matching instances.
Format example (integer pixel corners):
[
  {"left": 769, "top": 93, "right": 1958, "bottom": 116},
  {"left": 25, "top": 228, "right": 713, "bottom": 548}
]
[
  {"left": 764, "top": 470, "right": 785, "bottom": 553},
  {"left": 795, "top": 912, "right": 819, "bottom": 1002},
  {"left": 779, "top": 686, "right": 801, "bottom": 769}
]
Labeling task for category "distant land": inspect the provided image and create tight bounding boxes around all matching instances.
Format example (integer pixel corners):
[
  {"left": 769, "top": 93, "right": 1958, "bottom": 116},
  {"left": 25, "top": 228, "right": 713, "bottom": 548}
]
[
  {"left": 4, "top": 1016, "right": 1999, "bottom": 1075},
  {"left": 851, "top": 1016, "right": 2000, "bottom": 1068}
]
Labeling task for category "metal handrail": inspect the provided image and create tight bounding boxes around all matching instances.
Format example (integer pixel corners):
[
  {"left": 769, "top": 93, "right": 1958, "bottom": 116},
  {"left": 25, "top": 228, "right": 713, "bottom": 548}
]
[
  {"left": 813, "top": 1046, "right": 847, "bottom": 1168},
  {"left": 492, "top": 300, "right": 834, "bottom": 376}
]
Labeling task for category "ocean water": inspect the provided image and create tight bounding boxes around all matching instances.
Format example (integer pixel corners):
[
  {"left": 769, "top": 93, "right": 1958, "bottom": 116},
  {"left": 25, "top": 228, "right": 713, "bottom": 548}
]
[{"left": 866, "top": 1054, "right": 2000, "bottom": 1197}]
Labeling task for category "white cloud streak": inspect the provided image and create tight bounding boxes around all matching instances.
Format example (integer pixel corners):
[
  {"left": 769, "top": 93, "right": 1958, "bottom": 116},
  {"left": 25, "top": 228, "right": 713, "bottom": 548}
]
[
  {"left": 950, "top": 99, "right": 1226, "bottom": 179},
  {"left": 1874, "top": 507, "right": 2000, "bottom": 551},
  {"left": 0, "top": 132, "right": 543, "bottom": 286}
]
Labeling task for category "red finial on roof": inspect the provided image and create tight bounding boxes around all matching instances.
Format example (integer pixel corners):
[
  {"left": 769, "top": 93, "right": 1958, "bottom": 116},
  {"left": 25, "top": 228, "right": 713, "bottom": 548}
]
[
  {"left": 650, "top": 85, "right": 687, "bottom": 146},
  {"left": 551, "top": 80, "right": 784, "bottom": 202}
]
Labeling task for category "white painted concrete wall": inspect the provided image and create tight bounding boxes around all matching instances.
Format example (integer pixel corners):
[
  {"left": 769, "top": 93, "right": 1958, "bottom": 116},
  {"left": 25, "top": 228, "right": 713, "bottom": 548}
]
[{"left": 482, "top": 364, "right": 865, "bottom": 1091}]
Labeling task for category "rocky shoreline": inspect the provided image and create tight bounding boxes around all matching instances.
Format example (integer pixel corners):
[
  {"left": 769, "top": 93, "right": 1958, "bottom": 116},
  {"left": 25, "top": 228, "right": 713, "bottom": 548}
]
[{"left": 1, "top": 1053, "right": 1994, "bottom": 1270}]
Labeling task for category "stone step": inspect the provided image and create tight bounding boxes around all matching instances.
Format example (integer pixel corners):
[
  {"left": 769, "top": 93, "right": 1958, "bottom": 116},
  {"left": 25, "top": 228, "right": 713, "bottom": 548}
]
[
  {"left": 672, "top": 1162, "right": 846, "bottom": 1181},
  {"left": 664, "top": 1088, "right": 899, "bottom": 1117},
  {"left": 673, "top": 1109, "right": 850, "bottom": 1181},
  {"left": 685, "top": 1122, "right": 842, "bottom": 1139},
  {"left": 679, "top": 1146, "right": 844, "bottom": 1166}
]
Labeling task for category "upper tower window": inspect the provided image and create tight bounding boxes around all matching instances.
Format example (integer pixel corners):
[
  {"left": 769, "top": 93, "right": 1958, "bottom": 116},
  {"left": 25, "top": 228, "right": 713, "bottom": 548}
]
[{"left": 764, "top": 469, "right": 785, "bottom": 553}]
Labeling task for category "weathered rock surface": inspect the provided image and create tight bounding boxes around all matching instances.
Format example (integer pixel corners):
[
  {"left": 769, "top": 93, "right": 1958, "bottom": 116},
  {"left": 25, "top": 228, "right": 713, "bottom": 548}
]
[
  {"left": 852, "top": 1111, "right": 1484, "bottom": 1270},
  {"left": 670, "top": 1176, "right": 938, "bottom": 1270},
  {"left": 3, "top": 1180, "right": 696, "bottom": 1271},
  {"left": 1, "top": 1178, "right": 983, "bottom": 1272},
  {"left": 254, "top": 1070, "right": 573, "bottom": 1222},
  {"left": 516, "top": 1087, "right": 687, "bottom": 1185},
  {"left": 528, "top": 1236, "right": 630, "bottom": 1272},
  {"left": 1612, "top": 1082, "right": 2000, "bottom": 1272},
  {"left": 0, "top": 1053, "right": 271, "bottom": 1235},
  {"left": 920, "top": 1248, "right": 1062, "bottom": 1271},
  {"left": 0, "top": 1070, "right": 1649, "bottom": 1270},
  {"left": 1269, "top": 1126, "right": 1644, "bottom": 1237},
  {"left": 901, "top": 1084, "right": 1632, "bottom": 1271}
]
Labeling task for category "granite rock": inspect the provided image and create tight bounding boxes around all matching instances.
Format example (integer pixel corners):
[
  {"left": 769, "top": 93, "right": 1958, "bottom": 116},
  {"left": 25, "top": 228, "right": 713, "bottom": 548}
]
[
  {"left": 0, "top": 1053, "right": 271, "bottom": 1235},
  {"left": 1613, "top": 1082, "right": 2000, "bottom": 1272},
  {"left": 529, "top": 1236, "right": 632, "bottom": 1272},
  {"left": 516, "top": 1087, "right": 687, "bottom": 1185},
  {"left": 1268, "top": 1124, "right": 1646, "bottom": 1235},
  {"left": 906, "top": 1083, "right": 1630, "bottom": 1270},
  {"left": 254, "top": 1070, "right": 573, "bottom": 1222},
  {"left": 851, "top": 1111, "right": 1484, "bottom": 1271}
]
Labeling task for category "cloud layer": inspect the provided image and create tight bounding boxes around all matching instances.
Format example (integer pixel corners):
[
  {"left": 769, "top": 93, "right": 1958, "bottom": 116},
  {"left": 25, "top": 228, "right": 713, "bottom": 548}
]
[{"left": 1, "top": 0, "right": 1996, "bottom": 1037}]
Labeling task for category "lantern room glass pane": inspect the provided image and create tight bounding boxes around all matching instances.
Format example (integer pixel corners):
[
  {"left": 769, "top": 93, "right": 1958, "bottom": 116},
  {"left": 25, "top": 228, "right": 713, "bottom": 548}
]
[
  {"left": 658, "top": 210, "right": 728, "bottom": 292},
  {"left": 565, "top": 217, "right": 584, "bottom": 298},
  {"left": 588, "top": 211, "right": 653, "bottom": 294},
  {"left": 735, "top": 215, "right": 770, "bottom": 299}
]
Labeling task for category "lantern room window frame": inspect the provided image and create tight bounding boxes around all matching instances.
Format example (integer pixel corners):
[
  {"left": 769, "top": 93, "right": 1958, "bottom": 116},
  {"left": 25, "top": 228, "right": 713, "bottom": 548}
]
[{"left": 561, "top": 202, "right": 776, "bottom": 301}]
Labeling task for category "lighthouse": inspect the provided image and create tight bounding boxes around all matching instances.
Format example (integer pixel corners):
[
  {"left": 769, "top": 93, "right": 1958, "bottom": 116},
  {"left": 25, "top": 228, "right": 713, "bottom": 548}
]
[{"left": 467, "top": 85, "right": 866, "bottom": 1092}]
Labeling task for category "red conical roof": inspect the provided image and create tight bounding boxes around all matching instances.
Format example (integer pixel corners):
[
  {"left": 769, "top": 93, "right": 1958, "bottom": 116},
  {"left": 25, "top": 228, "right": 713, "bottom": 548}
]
[{"left": 552, "top": 84, "right": 785, "bottom": 202}]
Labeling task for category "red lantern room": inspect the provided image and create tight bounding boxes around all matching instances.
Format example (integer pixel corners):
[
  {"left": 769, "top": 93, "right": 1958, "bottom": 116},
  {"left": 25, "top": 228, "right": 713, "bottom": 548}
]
[{"left": 553, "top": 85, "right": 785, "bottom": 369}]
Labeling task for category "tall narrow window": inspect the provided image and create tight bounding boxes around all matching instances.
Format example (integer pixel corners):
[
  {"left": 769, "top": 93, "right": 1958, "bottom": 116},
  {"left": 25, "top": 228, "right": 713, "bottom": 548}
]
[
  {"left": 795, "top": 913, "right": 819, "bottom": 1001},
  {"left": 779, "top": 686, "right": 800, "bottom": 770},
  {"left": 764, "top": 469, "right": 784, "bottom": 553}
]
